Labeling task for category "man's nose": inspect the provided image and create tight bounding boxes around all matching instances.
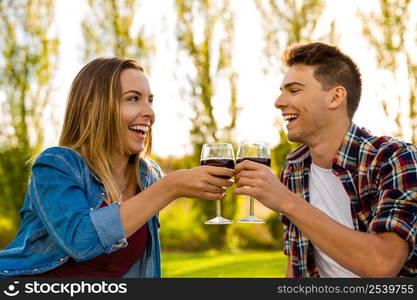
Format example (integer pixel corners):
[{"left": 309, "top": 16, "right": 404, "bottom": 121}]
[{"left": 274, "top": 92, "right": 287, "bottom": 110}]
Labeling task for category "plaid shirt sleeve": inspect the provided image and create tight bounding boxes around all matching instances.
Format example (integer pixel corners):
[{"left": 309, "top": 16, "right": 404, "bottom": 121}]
[
  {"left": 279, "top": 164, "right": 292, "bottom": 256},
  {"left": 368, "top": 144, "right": 417, "bottom": 260},
  {"left": 281, "top": 215, "right": 291, "bottom": 256}
]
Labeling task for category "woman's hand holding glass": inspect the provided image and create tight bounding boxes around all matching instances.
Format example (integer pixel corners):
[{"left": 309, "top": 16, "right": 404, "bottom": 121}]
[
  {"left": 200, "top": 143, "right": 235, "bottom": 224},
  {"left": 168, "top": 165, "right": 234, "bottom": 201}
]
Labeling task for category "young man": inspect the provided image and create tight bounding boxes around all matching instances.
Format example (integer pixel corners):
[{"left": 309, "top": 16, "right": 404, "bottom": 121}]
[{"left": 234, "top": 42, "right": 417, "bottom": 277}]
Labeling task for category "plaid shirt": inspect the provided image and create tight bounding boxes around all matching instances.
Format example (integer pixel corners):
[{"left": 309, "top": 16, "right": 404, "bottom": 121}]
[{"left": 280, "top": 123, "right": 417, "bottom": 277}]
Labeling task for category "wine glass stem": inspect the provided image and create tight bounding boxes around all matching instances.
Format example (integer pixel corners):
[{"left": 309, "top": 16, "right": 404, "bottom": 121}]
[
  {"left": 249, "top": 196, "right": 254, "bottom": 216},
  {"left": 216, "top": 199, "right": 222, "bottom": 217}
]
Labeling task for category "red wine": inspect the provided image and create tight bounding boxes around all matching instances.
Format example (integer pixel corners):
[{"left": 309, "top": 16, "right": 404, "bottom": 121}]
[
  {"left": 201, "top": 158, "right": 235, "bottom": 179},
  {"left": 236, "top": 157, "right": 271, "bottom": 167}
]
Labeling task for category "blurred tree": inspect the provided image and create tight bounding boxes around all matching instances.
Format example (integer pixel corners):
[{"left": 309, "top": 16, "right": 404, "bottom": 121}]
[
  {"left": 254, "top": 0, "right": 330, "bottom": 244},
  {"left": 359, "top": 0, "right": 417, "bottom": 144},
  {"left": 81, "top": 0, "right": 154, "bottom": 69},
  {"left": 255, "top": 0, "right": 333, "bottom": 174},
  {"left": 255, "top": 0, "right": 337, "bottom": 73},
  {"left": 0, "top": 0, "right": 59, "bottom": 232},
  {"left": 175, "top": 0, "right": 239, "bottom": 249}
]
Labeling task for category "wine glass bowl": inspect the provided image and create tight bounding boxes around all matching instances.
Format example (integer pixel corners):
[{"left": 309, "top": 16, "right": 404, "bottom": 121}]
[
  {"left": 200, "top": 143, "right": 235, "bottom": 225},
  {"left": 236, "top": 141, "right": 271, "bottom": 224}
]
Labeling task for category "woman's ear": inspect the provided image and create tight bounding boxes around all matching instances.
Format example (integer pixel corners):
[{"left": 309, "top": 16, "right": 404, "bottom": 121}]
[{"left": 328, "top": 86, "right": 347, "bottom": 110}]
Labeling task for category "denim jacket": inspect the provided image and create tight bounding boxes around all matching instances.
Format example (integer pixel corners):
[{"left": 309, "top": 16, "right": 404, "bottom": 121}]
[{"left": 0, "top": 146, "right": 162, "bottom": 277}]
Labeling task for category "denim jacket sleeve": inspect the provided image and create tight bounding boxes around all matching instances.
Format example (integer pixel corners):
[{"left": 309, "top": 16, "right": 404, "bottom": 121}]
[{"left": 29, "top": 148, "right": 127, "bottom": 261}]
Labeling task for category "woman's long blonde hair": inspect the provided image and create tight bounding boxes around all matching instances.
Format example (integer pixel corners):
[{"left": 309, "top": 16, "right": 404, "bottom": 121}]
[{"left": 59, "top": 57, "right": 152, "bottom": 203}]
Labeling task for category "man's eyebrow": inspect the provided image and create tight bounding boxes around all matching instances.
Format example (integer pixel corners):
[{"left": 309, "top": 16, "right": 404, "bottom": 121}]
[{"left": 280, "top": 81, "right": 305, "bottom": 91}]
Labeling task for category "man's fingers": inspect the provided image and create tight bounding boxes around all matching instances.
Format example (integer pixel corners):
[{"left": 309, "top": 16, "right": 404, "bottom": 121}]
[
  {"left": 235, "top": 170, "right": 258, "bottom": 182},
  {"left": 234, "top": 177, "right": 257, "bottom": 188},
  {"left": 235, "top": 159, "right": 265, "bottom": 173},
  {"left": 234, "top": 186, "right": 256, "bottom": 197}
]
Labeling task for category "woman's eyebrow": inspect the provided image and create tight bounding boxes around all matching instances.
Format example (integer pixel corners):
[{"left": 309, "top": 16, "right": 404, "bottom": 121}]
[{"left": 122, "top": 89, "right": 142, "bottom": 96}]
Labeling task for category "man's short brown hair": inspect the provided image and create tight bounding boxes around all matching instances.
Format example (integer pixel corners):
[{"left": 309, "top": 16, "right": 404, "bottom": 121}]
[{"left": 283, "top": 42, "right": 362, "bottom": 119}]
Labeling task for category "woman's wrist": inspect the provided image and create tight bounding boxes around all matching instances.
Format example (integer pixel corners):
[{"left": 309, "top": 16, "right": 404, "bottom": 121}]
[{"left": 159, "top": 171, "right": 181, "bottom": 200}]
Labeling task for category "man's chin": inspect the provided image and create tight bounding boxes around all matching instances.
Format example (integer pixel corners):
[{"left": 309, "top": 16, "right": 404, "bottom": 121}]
[
  {"left": 287, "top": 133, "right": 305, "bottom": 144},
  {"left": 287, "top": 132, "right": 303, "bottom": 144}
]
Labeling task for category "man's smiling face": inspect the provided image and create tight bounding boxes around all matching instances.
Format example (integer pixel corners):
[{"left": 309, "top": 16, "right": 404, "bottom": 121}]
[{"left": 275, "top": 64, "right": 334, "bottom": 145}]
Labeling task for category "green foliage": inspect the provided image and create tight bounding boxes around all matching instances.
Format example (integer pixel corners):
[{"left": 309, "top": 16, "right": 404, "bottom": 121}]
[
  {"left": 159, "top": 198, "right": 210, "bottom": 251},
  {"left": 194, "top": 188, "right": 239, "bottom": 249},
  {"left": 162, "top": 250, "right": 286, "bottom": 277},
  {"left": 175, "top": 0, "right": 239, "bottom": 151},
  {"left": 0, "top": 148, "right": 32, "bottom": 213},
  {"left": 0, "top": 215, "right": 18, "bottom": 249},
  {"left": 0, "top": 0, "right": 59, "bottom": 225},
  {"left": 271, "top": 129, "right": 300, "bottom": 176},
  {"left": 255, "top": 0, "right": 325, "bottom": 182},
  {"left": 255, "top": 0, "right": 330, "bottom": 72},
  {"left": 159, "top": 189, "right": 285, "bottom": 252},
  {"left": 159, "top": 189, "right": 243, "bottom": 251},
  {"left": 81, "top": 0, "right": 154, "bottom": 69},
  {"left": 155, "top": 129, "right": 294, "bottom": 253},
  {"left": 359, "top": 0, "right": 410, "bottom": 71},
  {"left": 153, "top": 153, "right": 198, "bottom": 172},
  {"left": 174, "top": 0, "right": 240, "bottom": 249},
  {"left": 265, "top": 213, "right": 284, "bottom": 249},
  {"left": 359, "top": 0, "right": 417, "bottom": 144},
  {"left": 226, "top": 221, "right": 276, "bottom": 251}
]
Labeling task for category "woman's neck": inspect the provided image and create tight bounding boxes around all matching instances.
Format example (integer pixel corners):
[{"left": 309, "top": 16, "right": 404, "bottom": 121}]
[{"left": 111, "top": 154, "right": 131, "bottom": 192}]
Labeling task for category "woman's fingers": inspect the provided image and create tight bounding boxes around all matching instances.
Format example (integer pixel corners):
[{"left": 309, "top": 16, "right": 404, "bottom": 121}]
[
  {"left": 199, "top": 166, "right": 234, "bottom": 188},
  {"left": 205, "top": 175, "right": 233, "bottom": 188},
  {"left": 200, "top": 192, "right": 225, "bottom": 201},
  {"left": 205, "top": 166, "right": 234, "bottom": 179},
  {"left": 203, "top": 183, "right": 226, "bottom": 194}
]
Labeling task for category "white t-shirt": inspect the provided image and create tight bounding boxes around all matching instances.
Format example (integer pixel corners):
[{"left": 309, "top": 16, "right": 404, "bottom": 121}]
[{"left": 309, "top": 162, "right": 359, "bottom": 278}]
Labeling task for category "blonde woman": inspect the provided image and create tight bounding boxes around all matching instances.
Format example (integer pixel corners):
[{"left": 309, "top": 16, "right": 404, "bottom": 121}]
[{"left": 0, "top": 57, "right": 233, "bottom": 277}]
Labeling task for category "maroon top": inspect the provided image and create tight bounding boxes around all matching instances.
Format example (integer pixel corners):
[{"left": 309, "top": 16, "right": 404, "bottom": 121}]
[{"left": 23, "top": 201, "right": 148, "bottom": 278}]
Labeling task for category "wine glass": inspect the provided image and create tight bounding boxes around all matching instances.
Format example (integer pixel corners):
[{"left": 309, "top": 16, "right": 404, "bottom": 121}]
[
  {"left": 236, "top": 141, "right": 271, "bottom": 224},
  {"left": 200, "top": 142, "right": 235, "bottom": 225}
]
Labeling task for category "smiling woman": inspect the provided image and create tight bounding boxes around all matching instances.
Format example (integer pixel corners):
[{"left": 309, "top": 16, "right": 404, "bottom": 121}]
[
  {"left": 120, "top": 69, "right": 154, "bottom": 157},
  {"left": 0, "top": 57, "right": 235, "bottom": 278}
]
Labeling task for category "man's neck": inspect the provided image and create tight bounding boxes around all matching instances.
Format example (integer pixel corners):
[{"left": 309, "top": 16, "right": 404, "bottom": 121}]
[{"left": 309, "top": 120, "right": 351, "bottom": 169}]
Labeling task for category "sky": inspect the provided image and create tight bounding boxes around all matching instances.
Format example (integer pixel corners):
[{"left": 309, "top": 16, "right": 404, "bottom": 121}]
[{"left": 46, "top": 0, "right": 414, "bottom": 158}]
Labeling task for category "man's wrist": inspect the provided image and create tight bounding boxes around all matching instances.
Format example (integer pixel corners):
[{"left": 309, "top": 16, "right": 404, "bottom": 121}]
[{"left": 280, "top": 190, "right": 303, "bottom": 216}]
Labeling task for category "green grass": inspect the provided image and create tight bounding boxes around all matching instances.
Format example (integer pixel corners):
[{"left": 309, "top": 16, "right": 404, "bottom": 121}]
[{"left": 162, "top": 250, "right": 286, "bottom": 278}]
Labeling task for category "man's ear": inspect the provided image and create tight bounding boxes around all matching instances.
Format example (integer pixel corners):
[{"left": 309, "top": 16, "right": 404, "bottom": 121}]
[{"left": 328, "top": 86, "right": 347, "bottom": 110}]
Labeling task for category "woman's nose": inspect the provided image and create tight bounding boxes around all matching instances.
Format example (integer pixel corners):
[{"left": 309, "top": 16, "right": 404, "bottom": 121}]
[{"left": 141, "top": 100, "right": 155, "bottom": 120}]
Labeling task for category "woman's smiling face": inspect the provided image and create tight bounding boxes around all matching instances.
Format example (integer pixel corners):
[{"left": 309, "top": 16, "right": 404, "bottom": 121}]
[{"left": 119, "top": 68, "right": 155, "bottom": 155}]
